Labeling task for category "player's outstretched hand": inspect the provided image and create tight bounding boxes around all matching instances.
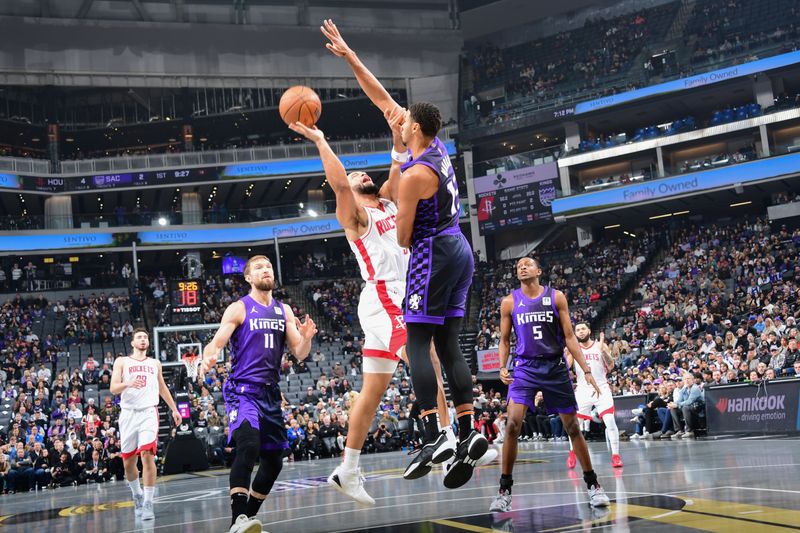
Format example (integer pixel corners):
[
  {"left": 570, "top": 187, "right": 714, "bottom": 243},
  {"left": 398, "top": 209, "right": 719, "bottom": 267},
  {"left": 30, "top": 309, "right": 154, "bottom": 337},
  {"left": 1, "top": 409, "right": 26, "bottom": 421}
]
[
  {"left": 199, "top": 353, "right": 217, "bottom": 381},
  {"left": 288, "top": 121, "right": 325, "bottom": 143},
  {"left": 171, "top": 409, "right": 182, "bottom": 427},
  {"left": 499, "top": 367, "right": 514, "bottom": 385},
  {"left": 297, "top": 314, "right": 318, "bottom": 340},
  {"left": 384, "top": 106, "right": 406, "bottom": 143},
  {"left": 321, "top": 19, "right": 352, "bottom": 58},
  {"left": 585, "top": 374, "right": 602, "bottom": 398}
]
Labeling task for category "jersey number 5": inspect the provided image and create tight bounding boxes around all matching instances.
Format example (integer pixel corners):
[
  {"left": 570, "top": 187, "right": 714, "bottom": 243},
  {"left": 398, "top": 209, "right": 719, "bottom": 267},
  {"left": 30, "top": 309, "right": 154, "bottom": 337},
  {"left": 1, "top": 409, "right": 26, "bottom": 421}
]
[{"left": 532, "top": 325, "right": 543, "bottom": 340}]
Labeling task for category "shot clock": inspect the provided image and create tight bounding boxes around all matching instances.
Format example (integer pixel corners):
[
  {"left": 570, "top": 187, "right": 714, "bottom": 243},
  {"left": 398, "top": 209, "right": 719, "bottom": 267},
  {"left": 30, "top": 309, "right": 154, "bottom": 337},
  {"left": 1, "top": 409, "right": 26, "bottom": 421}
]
[{"left": 169, "top": 279, "right": 203, "bottom": 324}]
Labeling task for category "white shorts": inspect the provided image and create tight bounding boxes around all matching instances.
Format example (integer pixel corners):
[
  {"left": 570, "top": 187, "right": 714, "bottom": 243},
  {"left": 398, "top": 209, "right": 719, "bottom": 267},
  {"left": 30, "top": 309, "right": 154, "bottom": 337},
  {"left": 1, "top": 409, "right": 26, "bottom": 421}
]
[
  {"left": 575, "top": 383, "right": 615, "bottom": 420},
  {"left": 119, "top": 406, "right": 159, "bottom": 458},
  {"left": 359, "top": 281, "right": 406, "bottom": 374}
]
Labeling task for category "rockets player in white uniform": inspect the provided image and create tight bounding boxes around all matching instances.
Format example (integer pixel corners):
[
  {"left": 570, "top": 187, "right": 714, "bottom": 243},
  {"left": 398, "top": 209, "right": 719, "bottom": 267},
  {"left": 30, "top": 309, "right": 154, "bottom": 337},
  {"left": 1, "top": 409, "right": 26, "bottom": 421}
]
[
  {"left": 289, "top": 111, "right": 475, "bottom": 505},
  {"left": 110, "top": 327, "right": 182, "bottom": 520},
  {"left": 566, "top": 322, "right": 623, "bottom": 469}
]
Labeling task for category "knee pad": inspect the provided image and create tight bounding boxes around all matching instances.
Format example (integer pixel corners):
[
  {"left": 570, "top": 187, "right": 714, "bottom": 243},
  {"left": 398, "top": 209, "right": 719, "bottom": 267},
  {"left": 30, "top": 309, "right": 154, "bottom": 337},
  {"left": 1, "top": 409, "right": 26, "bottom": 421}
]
[
  {"left": 251, "top": 450, "right": 283, "bottom": 496},
  {"left": 229, "top": 422, "right": 260, "bottom": 489}
]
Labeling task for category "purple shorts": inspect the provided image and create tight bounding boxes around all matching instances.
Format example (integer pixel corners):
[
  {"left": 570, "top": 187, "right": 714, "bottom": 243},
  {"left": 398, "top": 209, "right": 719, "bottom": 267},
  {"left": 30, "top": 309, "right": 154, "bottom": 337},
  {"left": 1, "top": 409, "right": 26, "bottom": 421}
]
[
  {"left": 507, "top": 356, "right": 578, "bottom": 415},
  {"left": 404, "top": 232, "right": 473, "bottom": 325},
  {"left": 223, "top": 380, "right": 288, "bottom": 451}
]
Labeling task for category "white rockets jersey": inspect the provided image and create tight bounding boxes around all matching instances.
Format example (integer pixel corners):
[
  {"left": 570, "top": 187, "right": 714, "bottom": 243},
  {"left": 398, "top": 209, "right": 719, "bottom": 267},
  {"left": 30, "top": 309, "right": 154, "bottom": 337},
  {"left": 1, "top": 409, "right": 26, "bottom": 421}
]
[
  {"left": 348, "top": 199, "right": 409, "bottom": 284},
  {"left": 574, "top": 340, "right": 610, "bottom": 387},
  {"left": 120, "top": 356, "right": 160, "bottom": 410}
]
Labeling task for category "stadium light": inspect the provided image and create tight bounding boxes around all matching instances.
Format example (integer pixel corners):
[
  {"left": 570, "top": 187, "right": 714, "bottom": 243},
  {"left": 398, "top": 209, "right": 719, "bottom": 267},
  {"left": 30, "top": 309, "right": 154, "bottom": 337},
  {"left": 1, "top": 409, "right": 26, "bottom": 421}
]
[
  {"left": 649, "top": 213, "right": 672, "bottom": 220},
  {"left": 672, "top": 210, "right": 690, "bottom": 216},
  {"left": 307, "top": 209, "right": 318, "bottom": 217},
  {"left": 603, "top": 224, "right": 620, "bottom": 229},
  {"left": 730, "top": 201, "right": 752, "bottom": 207},
  {"left": 158, "top": 217, "right": 168, "bottom": 226}
]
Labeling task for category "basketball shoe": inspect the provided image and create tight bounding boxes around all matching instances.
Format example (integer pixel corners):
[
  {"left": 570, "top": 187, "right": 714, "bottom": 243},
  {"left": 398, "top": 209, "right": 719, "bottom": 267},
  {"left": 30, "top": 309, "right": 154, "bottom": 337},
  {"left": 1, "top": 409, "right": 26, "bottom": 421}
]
[
  {"left": 133, "top": 493, "right": 144, "bottom": 518},
  {"left": 328, "top": 465, "right": 374, "bottom": 505},
  {"left": 229, "top": 515, "right": 262, "bottom": 533},
  {"left": 443, "top": 430, "right": 489, "bottom": 489},
  {"left": 489, "top": 488, "right": 512, "bottom": 512},
  {"left": 588, "top": 484, "right": 611, "bottom": 507},
  {"left": 404, "top": 430, "right": 453, "bottom": 480},
  {"left": 141, "top": 501, "right": 154, "bottom": 521},
  {"left": 566, "top": 450, "right": 577, "bottom": 469}
]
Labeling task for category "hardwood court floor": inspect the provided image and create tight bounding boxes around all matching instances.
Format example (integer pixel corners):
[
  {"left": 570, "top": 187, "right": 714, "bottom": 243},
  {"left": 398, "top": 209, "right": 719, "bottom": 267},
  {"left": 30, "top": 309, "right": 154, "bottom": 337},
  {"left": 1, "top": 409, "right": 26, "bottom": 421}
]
[{"left": 1, "top": 437, "right": 799, "bottom": 532}]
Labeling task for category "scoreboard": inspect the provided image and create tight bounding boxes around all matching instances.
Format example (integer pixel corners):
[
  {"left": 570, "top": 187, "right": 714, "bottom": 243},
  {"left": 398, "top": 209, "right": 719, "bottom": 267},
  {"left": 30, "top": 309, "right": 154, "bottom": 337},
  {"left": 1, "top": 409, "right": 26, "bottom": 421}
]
[
  {"left": 474, "top": 163, "right": 559, "bottom": 235},
  {"left": 169, "top": 280, "right": 203, "bottom": 324},
  {"left": 16, "top": 168, "right": 212, "bottom": 193}
]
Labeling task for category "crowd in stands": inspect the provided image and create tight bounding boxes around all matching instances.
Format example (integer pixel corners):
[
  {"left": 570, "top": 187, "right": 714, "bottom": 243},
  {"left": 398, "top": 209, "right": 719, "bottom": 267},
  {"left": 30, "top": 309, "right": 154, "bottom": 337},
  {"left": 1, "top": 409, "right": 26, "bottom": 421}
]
[
  {"left": 688, "top": 0, "right": 800, "bottom": 66},
  {"left": 305, "top": 279, "right": 362, "bottom": 333},
  {"left": 0, "top": 259, "right": 141, "bottom": 297},
  {"left": 676, "top": 145, "right": 756, "bottom": 174},
  {"left": 0, "top": 292, "right": 138, "bottom": 493},
  {"left": 0, "top": 144, "right": 47, "bottom": 160},
  {"left": 461, "top": 0, "right": 800, "bottom": 129},
  {"left": 462, "top": 3, "right": 677, "bottom": 127},
  {"left": 773, "top": 191, "right": 800, "bottom": 205},
  {"left": 290, "top": 253, "right": 358, "bottom": 284},
  {"left": 473, "top": 234, "right": 656, "bottom": 354},
  {"left": 598, "top": 217, "right": 800, "bottom": 436}
]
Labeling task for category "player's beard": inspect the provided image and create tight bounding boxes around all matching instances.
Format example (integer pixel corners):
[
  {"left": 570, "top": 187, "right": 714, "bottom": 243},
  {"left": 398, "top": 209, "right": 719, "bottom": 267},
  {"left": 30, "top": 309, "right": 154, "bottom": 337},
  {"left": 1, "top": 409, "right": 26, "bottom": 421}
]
[
  {"left": 576, "top": 333, "right": 591, "bottom": 344},
  {"left": 357, "top": 182, "right": 380, "bottom": 196},
  {"left": 253, "top": 278, "right": 275, "bottom": 291}
]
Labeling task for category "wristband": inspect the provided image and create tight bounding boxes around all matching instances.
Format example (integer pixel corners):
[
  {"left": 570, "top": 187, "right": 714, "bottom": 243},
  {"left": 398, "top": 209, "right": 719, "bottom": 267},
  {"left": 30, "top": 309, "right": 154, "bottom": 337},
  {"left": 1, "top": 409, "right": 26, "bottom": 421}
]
[{"left": 391, "top": 147, "right": 410, "bottom": 163}]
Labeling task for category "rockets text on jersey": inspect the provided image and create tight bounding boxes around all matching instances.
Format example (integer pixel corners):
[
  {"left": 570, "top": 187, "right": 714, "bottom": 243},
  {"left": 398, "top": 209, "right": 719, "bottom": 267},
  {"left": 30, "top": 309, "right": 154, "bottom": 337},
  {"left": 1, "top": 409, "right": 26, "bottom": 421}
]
[
  {"left": 349, "top": 198, "right": 409, "bottom": 284},
  {"left": 121, "top": 356, "right": 160, "bottom": 410},
  {"left": 574, "top": 340, "right": 610, "bottom": 387}
]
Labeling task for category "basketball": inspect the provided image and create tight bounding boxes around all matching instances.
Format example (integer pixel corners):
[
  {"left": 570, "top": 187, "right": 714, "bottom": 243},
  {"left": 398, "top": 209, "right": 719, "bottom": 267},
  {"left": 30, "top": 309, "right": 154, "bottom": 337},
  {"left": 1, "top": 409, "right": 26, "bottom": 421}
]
[{"left": 279, "top": 86, "right": 322, "bottom": 127}]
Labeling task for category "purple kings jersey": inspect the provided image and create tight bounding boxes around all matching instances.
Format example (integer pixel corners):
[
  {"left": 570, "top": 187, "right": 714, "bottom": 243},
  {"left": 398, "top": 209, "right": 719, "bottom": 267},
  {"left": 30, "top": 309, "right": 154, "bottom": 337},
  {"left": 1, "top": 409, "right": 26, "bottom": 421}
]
[
  {"left": 400, "top": 136, "right": 460, "bottom": 243},
  {"left": 511, "top": 286, "right": 564, "bottom": 359},
  {"left": 229, "top": 294, "right": 286, "bottom": 384}
]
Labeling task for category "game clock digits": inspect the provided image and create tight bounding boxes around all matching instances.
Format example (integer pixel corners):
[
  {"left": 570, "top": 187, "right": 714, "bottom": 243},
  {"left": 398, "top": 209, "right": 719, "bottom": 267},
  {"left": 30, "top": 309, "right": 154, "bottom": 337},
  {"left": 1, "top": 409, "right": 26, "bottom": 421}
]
[{"left": 170, "top": 280, "right": 203, "bottom": 324}]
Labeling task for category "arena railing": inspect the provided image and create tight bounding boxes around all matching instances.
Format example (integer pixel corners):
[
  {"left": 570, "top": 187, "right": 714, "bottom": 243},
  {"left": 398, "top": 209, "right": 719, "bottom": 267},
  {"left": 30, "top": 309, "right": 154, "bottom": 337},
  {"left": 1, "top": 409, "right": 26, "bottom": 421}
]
[
  {"left": 54, "top": 126, "right": 457, "bottom": 176},
  {"left": 0, "top": 156, "right": 52, "bottom": 174},
  {"left": 0, "top": 127, "right": 457, "bottom": 177}
]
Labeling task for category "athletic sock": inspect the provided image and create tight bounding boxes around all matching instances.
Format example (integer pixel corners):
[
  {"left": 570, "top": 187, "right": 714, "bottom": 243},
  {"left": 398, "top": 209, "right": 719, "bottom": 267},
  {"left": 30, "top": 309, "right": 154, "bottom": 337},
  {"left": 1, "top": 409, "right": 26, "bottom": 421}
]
[
  {"left": 583, "top": 469, "right": 599, "bottom": 489},
  {"left": 143, "top": 486, "right": 155, "bottom": 505},
  {"left": 443, "top": 424, "right": 456, "bottom": 443},
  {"left": 127, "top": 478, "right": 142, "bottom": 498},
  {"left": 422, "top": 412, "right": 440, "bottom": 443},
  {"left": 231, "top": 493, "right": 248, "bottom": 524},
  {"left": 500, "top": 474, "right": 513, "bottom": 494},
  {"left": 246, "top": 494, "right": 266, "bottom": 518},
  {"left": 457, "top": 410, "right": 474, "bottom": 441},
  {"left": 343, "top": 447, "right": 361, "bottom": 470}
]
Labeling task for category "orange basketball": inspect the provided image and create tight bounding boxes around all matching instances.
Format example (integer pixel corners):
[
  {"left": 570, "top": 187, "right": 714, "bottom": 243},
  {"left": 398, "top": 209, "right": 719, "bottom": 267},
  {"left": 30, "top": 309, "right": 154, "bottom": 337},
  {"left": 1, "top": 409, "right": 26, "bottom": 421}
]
[{"left": 279, "top": 86, "right": 322, "bottom": 127}]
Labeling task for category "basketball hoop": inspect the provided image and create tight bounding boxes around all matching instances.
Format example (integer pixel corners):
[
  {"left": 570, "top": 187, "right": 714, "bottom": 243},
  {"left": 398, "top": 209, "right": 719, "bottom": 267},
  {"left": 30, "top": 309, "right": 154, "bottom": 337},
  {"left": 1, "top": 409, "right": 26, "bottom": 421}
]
[{"left": 182, "top": 354, "right": 201, "bottom": 382}]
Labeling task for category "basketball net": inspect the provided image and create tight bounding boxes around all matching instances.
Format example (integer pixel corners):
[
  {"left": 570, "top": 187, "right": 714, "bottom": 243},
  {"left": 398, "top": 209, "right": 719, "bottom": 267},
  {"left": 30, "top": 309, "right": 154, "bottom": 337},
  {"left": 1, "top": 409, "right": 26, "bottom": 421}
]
[{"left": 182, "top": 354, "right": 201, "bottom": 382}]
